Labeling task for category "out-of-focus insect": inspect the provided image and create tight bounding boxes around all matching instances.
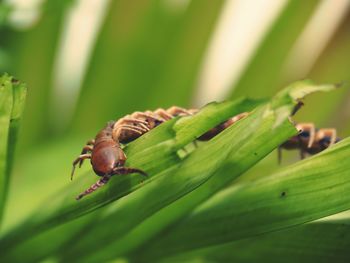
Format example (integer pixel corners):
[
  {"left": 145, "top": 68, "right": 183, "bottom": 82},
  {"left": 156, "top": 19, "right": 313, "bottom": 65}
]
[
  {"left": 71, "top": 106, "right": 340, "bottom": 200},
  {"left": 279, "top": 123, "right": 341, "bottom": 161}
]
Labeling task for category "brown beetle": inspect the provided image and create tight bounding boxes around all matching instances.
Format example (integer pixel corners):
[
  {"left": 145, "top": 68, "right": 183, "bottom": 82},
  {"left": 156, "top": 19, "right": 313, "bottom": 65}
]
[
  {"left": 71, "top": 121, "right": 147, "bottom": 200},
  {"left": 71, "top": 107, "right": 247, "bottom": 200},
  {"left": 72, "top": 106, "right": 340, "bottom": 200},
  {"left": 279, "top": 123, "right": 341, "bottom": 161}
]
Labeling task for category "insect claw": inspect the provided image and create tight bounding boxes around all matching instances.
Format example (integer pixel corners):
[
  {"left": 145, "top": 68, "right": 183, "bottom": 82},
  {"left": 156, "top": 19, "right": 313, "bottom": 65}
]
[
  {"left": 75, "top": 175, "right": 111, "bottom": 200},
  {"left": 71, "top": 154, "right": 91, "bottom": 180},
  {"left": 71, "top": 166, "right": 75, "bottom": 181}
]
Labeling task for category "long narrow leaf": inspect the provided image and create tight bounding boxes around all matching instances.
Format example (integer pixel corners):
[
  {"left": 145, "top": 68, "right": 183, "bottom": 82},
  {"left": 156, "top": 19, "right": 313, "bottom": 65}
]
[
  {"left": 159, "top": 215, "right": 350, "bottom": 263},
  {"left": 0, "top": 97, "right": 259, "bottom": 255},
  {"left": 0, "top": 74, "right": 13, "bottom": 224},
  {"left": 135, "top": 136, "right": 350, "bottom": 259},
  {"left": 59, "top": 81, "right": 335, "bottom": 262},
  {"left": 2, "top": 2, "right": 70, "bottom": 149},
  {"left": 0, "top": 74, "right": 26, "bottom": 226},
  {"left": 60, "top": 106, "right": 274, "bottom": 262}
]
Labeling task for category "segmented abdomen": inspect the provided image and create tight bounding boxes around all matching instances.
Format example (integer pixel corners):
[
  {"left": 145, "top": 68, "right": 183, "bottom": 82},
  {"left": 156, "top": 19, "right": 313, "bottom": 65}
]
[
  {"left": 112, "top": 107, "right": 340, "bottom": 158},
  {"left": 112, "top": 107, "right": 247, "bottom": 144}
]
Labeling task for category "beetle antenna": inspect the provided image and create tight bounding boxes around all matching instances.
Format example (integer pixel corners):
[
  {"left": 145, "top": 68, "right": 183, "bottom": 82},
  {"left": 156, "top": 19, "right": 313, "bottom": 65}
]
[
  {"left": 71, "top": 165, "right": 76, "bottom": 181},
  {"left": 75, "top": 175, "right": 111, "bottom": 200}
]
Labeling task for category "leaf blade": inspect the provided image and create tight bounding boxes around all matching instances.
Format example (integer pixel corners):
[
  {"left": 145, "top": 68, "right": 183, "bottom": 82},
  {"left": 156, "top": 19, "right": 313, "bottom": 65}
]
[
  {"left": 135, "top": 137, "right": 350, "bottom": 259},
  {"left": 0, "top": 74, "right": 26, "bottom": 226}
]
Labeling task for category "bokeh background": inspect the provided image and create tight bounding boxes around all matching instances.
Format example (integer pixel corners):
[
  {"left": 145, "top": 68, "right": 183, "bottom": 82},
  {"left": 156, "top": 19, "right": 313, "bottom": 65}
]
[{"left": 1, "top": 0, "right": 350, "bottom": 260}]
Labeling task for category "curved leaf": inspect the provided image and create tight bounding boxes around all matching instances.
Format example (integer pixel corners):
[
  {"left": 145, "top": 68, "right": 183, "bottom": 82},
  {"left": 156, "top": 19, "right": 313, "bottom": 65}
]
[
  {"left": 134, "top": 137, "right": 350, "bottom": 260},
  {"left": 57, "top": 81, "right": 334, "bottom": 262},
  {"left": 0, "top": 97, "right": 259, "bottom": 256}
]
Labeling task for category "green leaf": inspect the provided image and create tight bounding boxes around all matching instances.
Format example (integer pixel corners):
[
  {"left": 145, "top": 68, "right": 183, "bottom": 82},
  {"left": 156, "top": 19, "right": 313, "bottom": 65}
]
[
  {"left": 0, "top": 81, "right": 339, "bottom": 262},
  {"left": 0, "top": 73, "right": 26, "bottom": 226},
  {"left": 64, "top": 108, "right": 271, "bottom": 260},
  {"left": 159, "top": 215, "right": 350, "bottom": 263},
  {"left": 56, "top": 81, "right": 333, "bottom": 262},
  {"left": 134, "top": 137, "right": 350, "bottom": 260},
  {"left": 0, "top": 97, "right": 260, "bottom": 256},
  {"left": 2, "top": 2, "right": 70, "bottom": 150}
]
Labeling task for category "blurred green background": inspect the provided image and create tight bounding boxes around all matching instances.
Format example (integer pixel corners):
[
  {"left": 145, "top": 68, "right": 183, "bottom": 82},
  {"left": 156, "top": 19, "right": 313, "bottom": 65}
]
[{"left": 1, "top": 0, "right": 350, "bottom": 262}]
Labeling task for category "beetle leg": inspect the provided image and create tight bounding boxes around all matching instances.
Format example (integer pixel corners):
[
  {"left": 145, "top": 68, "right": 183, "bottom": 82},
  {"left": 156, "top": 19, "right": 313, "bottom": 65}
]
[
  {"left": 81, "top": 145, "right": 93, "bottom": 154},
  {"left": 113, "top": 125, "right": 144, "bottom": 141},
  {"left": 118, "top": 124, "right": 147, "bottom": 134},
  {"left": 296, "top": 133, "right": 307, "bottom": 160},
  {"left": 146, "top": 110, "right": 168, "bottom": 121},
  {"left": 232, "top": 112, "right": 249, "bottom": 122},
  {"left": 296, "top": 123, "right": 316, "bottom": 148},
  {"left": 154, "top": 108, "right": 173, "bottom": 120},
  {"left": 118, "top": 118, "right": 150, "bottom": 131},
  {"left": 71, "top": 154, "right": 91, "bottom": 180},
  {"left": 112, "top": 166, "right": 148, "bottom": 176},
  {"left": 86, "top": 139, "right": 95, "bottom": 146},
  {"left": 131, "top": 111, "right": 164, "bottom": 122},
  {"left": 166, "top": 106, "right": 193, "bottom": 116},
  {"left": 317, "top": 128, "right": 337, "bottom": 147},
  {"left": 116, "top": 116, "right": 148, "bottom": 125},
  {"left": 79, "top": 145, "right": 93, "bottom": 167},
  {"left": 133, "top": 111, "right": 166, "bottom": 129},
  {"left": 75, "top": 175, "right": 111, "bottom": 200},
  {"left": 77, "top": 139, "right": 95, "bottom": 167}
]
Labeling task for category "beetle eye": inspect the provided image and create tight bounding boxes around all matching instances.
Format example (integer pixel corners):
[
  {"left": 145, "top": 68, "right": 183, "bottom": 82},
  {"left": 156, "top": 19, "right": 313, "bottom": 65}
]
[{"left": 300, "top": 131, "right": 310, "bottom": 137}]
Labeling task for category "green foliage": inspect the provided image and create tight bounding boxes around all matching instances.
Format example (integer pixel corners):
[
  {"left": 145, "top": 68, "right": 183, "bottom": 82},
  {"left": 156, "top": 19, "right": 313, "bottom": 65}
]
[
  {"left": 1, "top": 1, "right": 350, "bottom": 262},
  {"left": 160, "top": 217, "right": 350, "bottom": 263},
  {"left": 0, "top": 73, "right": 26, "bottom": 225},
  {"left": 1, "top": 80, "right": 346, "bottom": 263},
  {"left": 135, "top": 137, "right": 350, "bottom": 260}
]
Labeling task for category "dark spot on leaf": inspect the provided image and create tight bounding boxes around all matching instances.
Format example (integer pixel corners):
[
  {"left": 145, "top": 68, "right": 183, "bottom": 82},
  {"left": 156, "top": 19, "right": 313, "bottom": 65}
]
[
  {"left": 11, "top": 78, "right": 19, "bottom": 84},
  {"left": 280, "top": 191, "right": 287, "bottom": 198},
  {"left": 254, "top": 152, "right": 257, "bottom": 156}
]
